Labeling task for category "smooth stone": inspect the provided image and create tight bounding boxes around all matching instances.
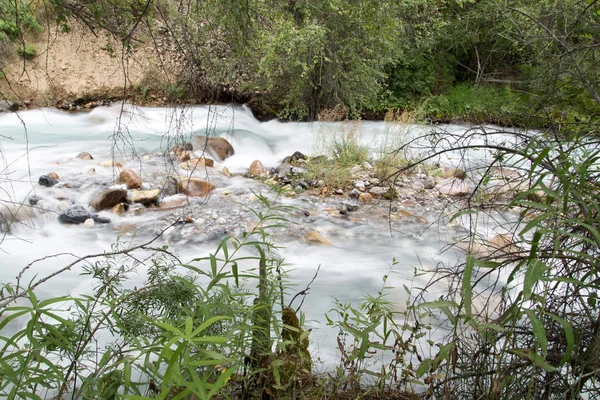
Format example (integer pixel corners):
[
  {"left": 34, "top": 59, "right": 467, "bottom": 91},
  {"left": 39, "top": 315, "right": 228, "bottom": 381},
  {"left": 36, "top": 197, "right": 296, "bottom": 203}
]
[
  {"left": 47, "top": 172, "right": 60, "bottom": 180},
  {"left": 130, "top": 189, "right": 161, "bottom": 205},
  {"left": 304, "top": 231, "right": 332, "bottom": 246},
  {"left": 178, "top": 179, "right": 216, "bottom": 197},
  {"left": 191, "top": 136, "right": 235, "bottom": 161},
  {"left": 359, "top": 193, "right": 373, "bottom": 204},
  {"left": 38, "top": 175, "right": 58, "bottom": 187},
  {"left": 119, "top": 168, "right": 142, "bottom": 189},
  {"left": 249, "top": 160, "right": 266, "bottom": 176},
  {"left": 90, "top": 188, "right": 128, "bottom": 211},
  {"left": 436, "top": 178, "right": 469, "bottom": 196},
  {"left": 76, "top": 152, "right": 94, "bottom": 160}
]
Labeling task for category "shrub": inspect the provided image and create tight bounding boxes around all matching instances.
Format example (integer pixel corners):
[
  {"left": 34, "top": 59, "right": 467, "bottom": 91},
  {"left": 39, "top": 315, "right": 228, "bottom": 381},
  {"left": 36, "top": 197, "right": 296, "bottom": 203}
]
[{"left": 16, "top": 43, "right": 37, "bottom": 59}]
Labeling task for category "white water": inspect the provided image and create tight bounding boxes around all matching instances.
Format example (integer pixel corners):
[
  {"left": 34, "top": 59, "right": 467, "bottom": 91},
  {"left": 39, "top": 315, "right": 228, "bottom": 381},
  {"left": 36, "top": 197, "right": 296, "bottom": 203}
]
[{"left": 1, "top": 104, "right": 505, "bottom": 368}]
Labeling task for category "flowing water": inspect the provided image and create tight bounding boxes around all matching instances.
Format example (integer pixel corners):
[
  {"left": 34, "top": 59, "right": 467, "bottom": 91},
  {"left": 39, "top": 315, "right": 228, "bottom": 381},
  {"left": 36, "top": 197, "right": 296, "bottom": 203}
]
[{"left": 0, "top": 104, "right": 514, "bottom": 369}]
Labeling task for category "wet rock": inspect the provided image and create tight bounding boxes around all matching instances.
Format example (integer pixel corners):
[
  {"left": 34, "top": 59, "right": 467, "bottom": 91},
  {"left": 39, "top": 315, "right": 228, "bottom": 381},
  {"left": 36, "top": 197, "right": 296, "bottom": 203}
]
[
  {"left": 59, "top": 205, "right": 111, "bottom": 224},
  {"left": 88, "top": 168, "right": 96, "bottom": 174},
  {"left": 91, "top": 188, "right": 128, "bottom": 211},
  {"left": 83, "top": 219, "right": 95, "bottom": 228},
  {"left": 359, "top": 193, "right": 373, "bottom": 204},
  {"left": 159, "top": 195, "right": 187, "bottom": 209},
  {"left": 349, "top": 188, "right": 360, "bottom": 199},
  {"left": 28, "top": 195, "right": 42, "bottom": 206},
  {"left": 76, "top": 152, "right": 94, "bottom": 160},
  {"left": 304, "top": 231, "right": 333, "bottom": 246},
  {"left": 119, "top": 168, "right": 142, "bottom": 189},
  {"left": 47, "top": 172, "right": 60, "bottom": 180},
  {"left": 130, "top": 189, "right": 161, "bottom": 206},
  {"left": 103, "top": 160, "right": 123, "bottom": 168},
  {"left": 249, "top": 160, "right": 266, "bottom": 176},
  {"left": 182, "top": 158, "right": 215, "bottom": 170},
  {"left": 191, "top": 136, "right": 235, "bottom": 161},
  {"left": 128, "top": 204, "right": 146, "bottom": 215},
  {"left": 222, "top": 167, "right": 231, "bottom": 177},
  {"left": 297, "top": 180, "right": 308, "bottom": 189},
  {"left": 38, "top": 175, "right": 58, "bottom": 187},
  {"left": 342, "top": 201, "right": 359, "bottom": 212},
  {"left": 179, "top": 179, "right": 216, "bottom": 197},
  {"left": 436, "top": 178, "right": 469, "bottom": 196},
  {"left": 162, "top": 176, "right": 179, "bottom": 196},
  {"left": 112, "top": 203, "right": 126, "bottom": 215}
]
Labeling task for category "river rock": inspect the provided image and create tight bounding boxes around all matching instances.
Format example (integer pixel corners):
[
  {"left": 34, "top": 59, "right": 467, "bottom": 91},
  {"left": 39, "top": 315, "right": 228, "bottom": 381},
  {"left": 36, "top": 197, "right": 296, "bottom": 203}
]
[
  {"left": 83, "top": 219, "right": 95, "bottom": 228},
  {"left": 162, "top": 176, "right": 179, "bottom": 196},
  {"left": 441, "top": 165, "right": 466, "bottom": 180},
  {"left": 359, "top": 193, "right": 373, "bottom": 204},
  {"left": 178, "top": 179, "right": 216, "bottom": 197},
  {"left": 47, "top": 172, "right": 60, "bottom": 180},
  {"left": 191, "top": 136, "right": 235, "bottom": 161},
  {"left": 159, "top": 195, "right": 187, "bottom": 209},
  {"left": 276, "top": 162, "right": 292, "bottom": 177},
  {"left": 76, "top": 152, "right": 94, "bottom": 160},
  {"left": 112, "top": 203, "right": 126, "bottom": 215},
  {"left": 283, "top": 151, "right": 307, "bottom": 164},
  {"left": 38, "top": 175, "right": 58, "bottom": 187},
  {"left": 0, "top": 203, "right": 37, "bottom": 227},
  {"left": 130, "top": 189, "right": 161, "bottom": 205},
  {"left": 222, "top": 167, "right": 231, "bottom": 177},
  {"left": 119, "top": 168, "right": 142, "bottom": 189},
  {"left": 369, "top": 186, "right": 388, "bottom": 197},
  {"left": 304, "top": 231, "right": 333, "bottom": 246},
  {"left": 411, "top": 180, "right": 425, "bottom": 191},
  {"left": 249, "top": 160, "right": 266, "bottom": 176},
  {"left": 353, "top": 180, "right": 366, "bottom": 192},
  {"left": 59, "top": 205, "right": 111, "bottom": 224},
  {"left": 349, "top": 188, "right": 360, "bottom": 199},
  {"left": 103, "top": 160, "right": 123, "bottom": 168},
  {"left": 90, "top": 188, "right": 127, "bottom": 211},
  {"left": 436, "top": 178, "right": 469, "bottom": 196}
]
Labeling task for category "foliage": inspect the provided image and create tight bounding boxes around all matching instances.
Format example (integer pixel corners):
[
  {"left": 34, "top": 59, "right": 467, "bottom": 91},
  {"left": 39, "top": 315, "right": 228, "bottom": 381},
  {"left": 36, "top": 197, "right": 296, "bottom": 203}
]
[
  {"left": 16, "top": 43, "right": 37, "bottom": 59},
  {"left": 0, "top": 0, "right": 42, "bottom": 40}
]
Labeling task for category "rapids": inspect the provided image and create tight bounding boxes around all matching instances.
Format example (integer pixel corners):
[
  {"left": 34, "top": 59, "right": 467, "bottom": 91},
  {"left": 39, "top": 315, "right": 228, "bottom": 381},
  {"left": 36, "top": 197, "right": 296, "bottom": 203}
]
[{"left": 0, "top": 104, "right": 510, "bottom": 368}]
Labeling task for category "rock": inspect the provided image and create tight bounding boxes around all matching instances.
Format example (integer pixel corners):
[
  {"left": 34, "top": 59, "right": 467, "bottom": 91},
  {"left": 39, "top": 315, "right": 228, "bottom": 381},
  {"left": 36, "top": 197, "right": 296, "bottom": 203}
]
[
  {"left": 342, "top": 202, "right": 359, "bottom": 212},
  {"left": 0, "top": 100, "right": 18, "bottom": 113},
  {"left": 130, "top": 189, "right": 161, "bottom": 205},
  {"left": 334, "top": 189, "right": 344, "bottom": 195},
  {"left": 88, "top": 168, "right": 96, "bottom": 174},
  {"left": 191, "top": 136, "right": 235, "bottom": 161},
  {"left": 422, "top": 176, "right": 435, "bottom": 190},
  {"left": 178, "top": 179, "right": 216, "bottom": 197},
  {"left": 140, "top": 182, "right": 152, "bottom": 190},
  {"left": 291, "top": 166, "right": 307, "bottom": 174},
  {"left": 159, "top": 195, "right": 187, "bottom": 209},
  {"left": 304, "top": 231, "right": 333, "bottom": 246},
  {"left": 249, "top": 160, "right": 266, "bottom": 176},
  {"left": 349, "top": 188, "right": 360, "bottom": 199},
  {"left": 276, "top": 162, "right": 292, "bottom": 177},
  {"left": 47, "top": 172, "right": 60, "bottom": 180},
  {"left": 162, "top": 176, "right": 179, "bottom": 196},
  {"left": 1, "top": 203, "right": 37, "bottom": 227},
  {"left": 38, "top": 175, "right": 58, "bottom": 187},
  {"left": 76, "top": 152, "right": 94, "bottom": 160},
  {"left": 222, "top": 167, "right": 231, "bottom": 177},
  {"left": 350, "top": 165, "right": 362, "bottom": 175},
  {"left": 182, "top": 158, "right": 215, "bottom": 170},
  {"left": 369, "top": 186, "right": 388, "bottom": 197},
  {"left": 112, "top": 203, "right": 126, "bottom": 215},
  {"left": 119, "top": 168, "right": 142, "bottom": 189},
  {"left": 128, "top": 204, "right": 146, "bottom": 215},
  {"left": 359, "top": 193, "right": 373, "bottom": 204},
  {"left": 28, "top": 195, "right": 42, "bottom": 206},
  {"left": 436, "top": 178, "right": 469, "bottom": 196},
  {"left": 411, "top": 181, "right": 425, "bottom": 191},
  {"left": 441, "top": 165, "right": 466, "bottom": 180},
  {"left": 353, "top": 180, "right": 366, "bottom": 192},
  {"left": 103, "top": 160, "right": 123, "bottom": 168},
  {"left": 59, "top": 205, "right": 110, "bottom": 224},
  {"left": 291, "top": 151, "right": 307, "bottom": 161},
  {"left": 90, "top": 188, "right": 127, "bottom": 211},
  {"left": 83, "top": 219, "right": 95, "bottom": 228}
]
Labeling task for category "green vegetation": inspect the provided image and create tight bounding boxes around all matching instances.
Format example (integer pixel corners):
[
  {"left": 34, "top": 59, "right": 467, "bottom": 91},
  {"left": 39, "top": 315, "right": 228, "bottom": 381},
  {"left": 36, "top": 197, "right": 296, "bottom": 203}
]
[{"left": 16, "top": 43, "right": 37, "bottom": 59}]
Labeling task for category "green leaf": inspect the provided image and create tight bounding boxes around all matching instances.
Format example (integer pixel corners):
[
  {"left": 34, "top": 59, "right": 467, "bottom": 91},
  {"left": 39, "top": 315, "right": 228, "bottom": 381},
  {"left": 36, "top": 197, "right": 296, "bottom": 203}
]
[
  {"left": 547, "top": 313, "right": 574, "bottom": 365},
  {"left": 508, "top": 348, "right": 557, "bottom": 372},
  {"left": 523, "top": 260, "right": 548, "bottom": 299},
  {"left": 416, "top": 358, "right": 433, "bottom": 378},
  {"left": 462, "top": 255, "right": 474, "bottom": 319},
  {"left": 416, "top": 300, "right": 459, "bottom": 310},
  {"left": 524, "top": 309, "right": 547, "bottom": 356},
  {"left": 191, "top": 316, "right": 231, "bottom": 337}
]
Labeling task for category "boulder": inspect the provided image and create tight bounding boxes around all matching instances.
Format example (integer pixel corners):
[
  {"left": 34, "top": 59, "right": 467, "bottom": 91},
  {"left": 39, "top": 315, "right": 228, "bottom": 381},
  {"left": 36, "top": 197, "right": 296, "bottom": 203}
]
[
  {"left": 59, "top": 205, "right": 111, "bottom": 224},
  {"left": 38, "top": 175, "right": 58, "bottom": 187},
  {"left": 76, "top": 152, "right": 94, "bottom": 160},
  {"left": 119, "top": 168, "right": 142, "bottom": 189},
  {"left": 90, "top": 188, "right": 127, "bottom": 211},
  {"left": 191, "top": 136, "right": 235, "bottom": 161},
  {"left": 130, "top": 189, "right": 161, "bottom": 205},
  {"left": 436, "top": 178, "right": 469, "bottom": 196},
  {"left": 178, "top": 179, "right": 216, "bottom": 197},
  {"left": 249, "top": 160, "right": 266, "bottom": 176}
]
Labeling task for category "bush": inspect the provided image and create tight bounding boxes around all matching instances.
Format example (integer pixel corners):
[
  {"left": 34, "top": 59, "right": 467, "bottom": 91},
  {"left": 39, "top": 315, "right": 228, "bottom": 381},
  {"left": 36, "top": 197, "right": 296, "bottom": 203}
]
[{"left": 16, "top": 43, "right": 37, "bottom": 59}]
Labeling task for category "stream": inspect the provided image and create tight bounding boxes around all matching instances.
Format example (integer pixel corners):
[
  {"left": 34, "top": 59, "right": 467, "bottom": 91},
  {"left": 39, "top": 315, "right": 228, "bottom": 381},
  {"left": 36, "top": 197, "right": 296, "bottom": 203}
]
[{"left": 0, "top": 104, "right": 515, "bottom": 370}]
